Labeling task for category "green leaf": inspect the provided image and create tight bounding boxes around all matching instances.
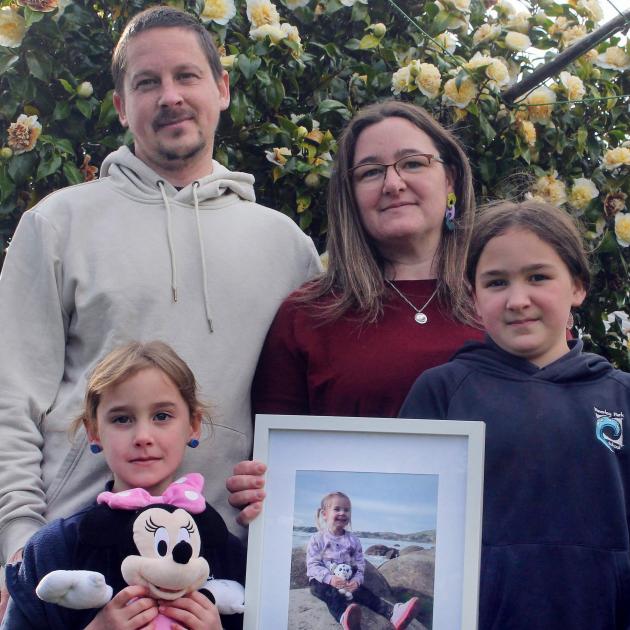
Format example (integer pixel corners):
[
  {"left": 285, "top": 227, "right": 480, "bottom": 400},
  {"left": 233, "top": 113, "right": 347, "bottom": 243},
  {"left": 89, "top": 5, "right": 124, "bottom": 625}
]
[
  {"left": 97, "top": 90, "right": 119, "bottom": 128},
  {"left": 358, "top": 34, "right": 380, "bottom": 50},
  {"left": 229, "top": 90, "right": 249, "bottom": 127},
  {"left": 316, "top": 99, "right": 351, "bottom": 119},
  {"left": 236, "top": 55, "right": 261, "bottom": 81},
  {"left": 52, "top": 101, "right": 71, "bottom": 121},
  {"left": 58, "top": 78, "right": 75, "bottom": 94},
  {"left": 35, "top": 153, "right": 62, "bottom": 181},
  {"left": 75, "top": 98, "right": 93, "bottom": 118},
  {"left": 576, "top": 127, "right": 588, "bottom": 155},
  {"left": 0, "top": 53, "right": 19, "bottom": 75},
  {"left": 7, "top": 152, "right": 37, "bottom": 186},
  {"left": 24, "top": 7, "right": 45, "bottom": 28},
  {"left": 25, "top": 51, "right": 52, "bottom": 82},
  {"left": 40, "top": 135, "right": 74, "bottom": 155},
  {"left": 62, "top": 161, "right": 83, "bottom": 186},
  {"left": 0, "top": 166, "right": 15, "bottom": 203}
]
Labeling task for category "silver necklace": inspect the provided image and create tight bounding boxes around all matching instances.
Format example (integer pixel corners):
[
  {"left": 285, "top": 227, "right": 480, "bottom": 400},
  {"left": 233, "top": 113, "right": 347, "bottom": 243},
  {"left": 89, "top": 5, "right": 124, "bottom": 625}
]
[{"left": 385, "top": 279, "right": 438, "bottom": 325}]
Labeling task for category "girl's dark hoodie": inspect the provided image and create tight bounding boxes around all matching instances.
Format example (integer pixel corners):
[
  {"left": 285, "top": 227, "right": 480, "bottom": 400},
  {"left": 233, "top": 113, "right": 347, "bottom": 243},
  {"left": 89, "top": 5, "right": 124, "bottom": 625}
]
[{"left": 400, "top": 338, "right": 630, "bottom": 630}]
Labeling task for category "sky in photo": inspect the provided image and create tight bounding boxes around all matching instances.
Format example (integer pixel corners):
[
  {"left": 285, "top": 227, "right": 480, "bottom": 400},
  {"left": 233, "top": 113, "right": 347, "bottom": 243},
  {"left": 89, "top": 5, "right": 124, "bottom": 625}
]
[{"left": 292, "top": 469, "right": 439, "bottom": 534}]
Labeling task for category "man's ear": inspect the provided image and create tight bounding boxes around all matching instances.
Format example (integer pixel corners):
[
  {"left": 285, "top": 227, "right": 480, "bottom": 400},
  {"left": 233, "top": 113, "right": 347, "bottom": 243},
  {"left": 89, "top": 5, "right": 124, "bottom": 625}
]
[
  {"left": 217, "top": 71, "right": 230, "bottom": 112},
  {"left": 113, "top": 91, "right": 128, "bottom": 128}
]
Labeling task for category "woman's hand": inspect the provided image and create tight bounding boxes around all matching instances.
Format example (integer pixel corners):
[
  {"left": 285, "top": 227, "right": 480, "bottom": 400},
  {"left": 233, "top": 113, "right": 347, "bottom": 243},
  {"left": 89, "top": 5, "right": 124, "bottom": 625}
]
[
  {"left": 84, "top": 585, "right": 157, "bottom": 629},
  {"left": 0, "top": 547, "right": 23, "bottom": 623},
  {"left": 158, "top": 591, "right": 221, "bottom": 630},
  {"left": 226, "top": 460, "right": 267, "bottom": 526}
]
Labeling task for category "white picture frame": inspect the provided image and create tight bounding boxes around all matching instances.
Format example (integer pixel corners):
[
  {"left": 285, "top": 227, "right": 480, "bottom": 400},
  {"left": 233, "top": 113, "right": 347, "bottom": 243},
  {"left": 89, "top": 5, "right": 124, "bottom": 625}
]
[{"left": 244, "top": 414, "right": 485, "bottom": 630}]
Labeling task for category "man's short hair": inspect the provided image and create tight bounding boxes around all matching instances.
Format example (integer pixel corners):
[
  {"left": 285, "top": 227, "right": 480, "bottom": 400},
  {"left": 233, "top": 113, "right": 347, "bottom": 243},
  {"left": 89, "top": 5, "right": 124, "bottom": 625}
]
[{"left": 111, "top": 5, "right": 224, "bottom": 93}]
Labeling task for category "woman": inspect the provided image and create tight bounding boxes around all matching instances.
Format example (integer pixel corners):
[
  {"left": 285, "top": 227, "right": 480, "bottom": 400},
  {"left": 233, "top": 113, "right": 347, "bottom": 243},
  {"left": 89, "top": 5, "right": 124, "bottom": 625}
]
[{"left": 251, "top": 100, "right": 483, "bottom": 419}]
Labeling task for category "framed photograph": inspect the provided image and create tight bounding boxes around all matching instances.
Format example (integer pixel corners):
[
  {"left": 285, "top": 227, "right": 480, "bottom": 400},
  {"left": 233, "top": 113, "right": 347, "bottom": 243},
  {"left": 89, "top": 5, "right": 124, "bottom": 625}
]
[{"left": 244, "top": 415, "right": 485, "bottom": 630}]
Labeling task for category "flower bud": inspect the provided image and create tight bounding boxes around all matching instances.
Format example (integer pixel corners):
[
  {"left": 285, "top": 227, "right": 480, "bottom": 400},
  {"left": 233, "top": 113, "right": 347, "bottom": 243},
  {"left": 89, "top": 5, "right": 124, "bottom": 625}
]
[
  {"left": 0, "top": 147, "right": 13, "bottom": 160},
  {"left": 296, "top": 126, "right": 308, "bottom": 139},
  {"left": 371, "top": 23, "right": 386, "bottom": 38},
  {"left": 304, "top": 172, "right": 320, "bottom": 188},
  {"left": 77, "top": 81, "right": 93, "bottom": 98}
]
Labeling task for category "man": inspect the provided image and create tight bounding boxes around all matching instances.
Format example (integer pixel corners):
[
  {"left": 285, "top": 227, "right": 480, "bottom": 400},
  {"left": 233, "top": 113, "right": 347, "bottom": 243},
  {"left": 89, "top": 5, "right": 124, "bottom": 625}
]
[{"left": 0, "top": 4, "right": 320, "bottom": 607}]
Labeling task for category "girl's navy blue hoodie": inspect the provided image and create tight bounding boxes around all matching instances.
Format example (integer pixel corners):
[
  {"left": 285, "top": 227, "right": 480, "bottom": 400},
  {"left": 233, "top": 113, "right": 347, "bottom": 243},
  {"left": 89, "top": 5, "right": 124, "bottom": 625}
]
[{"left": 400, "top": 338, "right": 630, "bottom": 630}]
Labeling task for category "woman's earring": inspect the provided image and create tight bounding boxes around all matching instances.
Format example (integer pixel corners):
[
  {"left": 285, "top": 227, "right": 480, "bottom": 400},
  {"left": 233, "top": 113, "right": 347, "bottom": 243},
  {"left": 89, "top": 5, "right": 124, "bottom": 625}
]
[
  {"left": 89, "top": 443, "right": 102, "bottom": 454},
  {"left": 187, "top": 438, "right": 200, "bottom": 449},
  {"left": 566, "top": 312, "right": 575, "bottom": 330},
  {"left": 445, "top": 192, "right": 457, "bottom": 231}
]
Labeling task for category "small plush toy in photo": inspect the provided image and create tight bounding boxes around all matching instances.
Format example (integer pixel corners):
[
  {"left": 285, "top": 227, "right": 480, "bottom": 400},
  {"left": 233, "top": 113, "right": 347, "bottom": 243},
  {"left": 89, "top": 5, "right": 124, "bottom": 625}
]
[
  {"left": 332, "top": 563, "right": 354, "bottom": 601},
  {"left": 36, "top": 474, "right": 245, "bottom": 628}
]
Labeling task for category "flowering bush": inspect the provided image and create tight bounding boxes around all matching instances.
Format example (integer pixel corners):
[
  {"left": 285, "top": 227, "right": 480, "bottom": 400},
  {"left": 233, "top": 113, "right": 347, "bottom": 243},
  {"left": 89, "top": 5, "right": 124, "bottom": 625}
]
[{"left": 0, "top": 0, "right": 628, "bottom": 366}]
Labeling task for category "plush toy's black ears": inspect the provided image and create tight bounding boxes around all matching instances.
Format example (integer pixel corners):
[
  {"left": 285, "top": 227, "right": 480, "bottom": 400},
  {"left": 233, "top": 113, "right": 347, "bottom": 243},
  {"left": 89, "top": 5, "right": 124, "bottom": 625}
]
[
  {"left": 78, "top": 504, "right": 136, "bottom": 548},
  {"left": 194, "top": 503, "right": 229, "bottom": 550}
]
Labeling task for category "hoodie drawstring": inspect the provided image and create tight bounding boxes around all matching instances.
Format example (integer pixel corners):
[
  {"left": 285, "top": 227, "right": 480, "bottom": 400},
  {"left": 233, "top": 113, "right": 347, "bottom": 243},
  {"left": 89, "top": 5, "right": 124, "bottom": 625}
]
[
  {"left": 157, "top": 180, "right": 178, "bottom": 303},
  {"left": 157, "top": 180, "right": 214, "bottom": 333},
  {"left": 192, "top": 182, "right": 214, "bottom": 333}
]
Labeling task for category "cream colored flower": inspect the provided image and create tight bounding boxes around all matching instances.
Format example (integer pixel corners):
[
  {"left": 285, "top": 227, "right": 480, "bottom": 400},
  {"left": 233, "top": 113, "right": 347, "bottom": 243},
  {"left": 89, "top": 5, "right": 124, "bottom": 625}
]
[
  {"left": 414, "top": 62, "right": 441, "bottom": 98},
  {"left": 506, "top": 12, "right": 530, "bottom": 33},
  {"left": 615, "top": 213, "right": 630, "bottom": 247},
  {"left": 443, "top": 76, "right": 477, "bottom": 109},
  {"left": 532, "top": 170, "right": 567, "bottom": 206},
  {"left": 391, "top": 65, "right": 412, "bottom": 95},
  {"left": 549, "top": 16, "right": 570, "bottom": 37},
  {"left": 603, "top": 147, "right": 630, "bottom": 170},
  {"left": 522, "top": 85, "right": 556, "bottom": 123},
  {"left": 0, "top": 7, "right": 26, "bottom": 48},
  {"left": 430, "top": 32, "right": 458, "bottom": 54},
  {"left": 562, "top": 24, "right": 587, "bottom": 47},
  {"left": 265, "top": 147, "right": 291, "bottom": 166},
  {"left": 594, "top": 47, "right": 630, "bottom": 71},
  {"left": 505, "top": 31, "right": 531, "bottom": 51},
  {"left": 339, "top": 0, "right": 368, "bottom": 5},
  {"left": 17, "top": 0, "right": 57, "bottom": 11},
  {"left": 559, "top": 71, "right": 586, "bottom": 101},
  {"left": 249, "top": 22, "right": 286, "bottom": 43},
  {"left": 202, "top": 0, "right": 236, "bottom": 25},
  {"left": 280, "top": 22, "right": 301, "bottom": 43},
  {"left": 7, "top": 114, "right": 42, "bottom": 155},
  {"left": 246, "top": 0, "right": 280, "bottom": 27},
  {"left": 220, "top": 54, "right": 236, "bottom": 69},
  {"left": 581, "top": 49, "right": 598, "bottom": 63},
  {"left": 517, "top": 119, "right": 536, "bottom": 146},
  {"left": 472, "top": 23, "right": 501, "bottom": 46},
  {"left": 465, "top": 53, "right": 509, "bottom": 89},
  {"left": 569, "top": 178, "right": 598, "bottom": 210},
  {"left": 577, "top": 0, "right": 603, "bottom": 22},
  {"left": 465, "top": 52, "right": 492, "bottom": 71},
  {"left": 439, "top": 0, "right": 470, "bottom": 12}
]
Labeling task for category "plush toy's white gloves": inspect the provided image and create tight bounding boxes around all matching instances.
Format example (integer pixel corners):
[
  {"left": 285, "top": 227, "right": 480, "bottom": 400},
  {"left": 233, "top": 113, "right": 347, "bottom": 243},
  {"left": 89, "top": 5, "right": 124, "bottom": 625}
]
[
  {"left": 203, "top": 578, "right": 245, "bottom": 614},
  {"left": 36, "top": 570, "right": 113, "bottom": 609}
]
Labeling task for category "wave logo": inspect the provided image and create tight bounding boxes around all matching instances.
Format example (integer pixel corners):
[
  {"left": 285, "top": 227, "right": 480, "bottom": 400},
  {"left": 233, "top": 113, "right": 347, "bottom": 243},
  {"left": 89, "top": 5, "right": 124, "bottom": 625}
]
[{"left": 595, "top": 407, "right": 624, "bottom": 453}]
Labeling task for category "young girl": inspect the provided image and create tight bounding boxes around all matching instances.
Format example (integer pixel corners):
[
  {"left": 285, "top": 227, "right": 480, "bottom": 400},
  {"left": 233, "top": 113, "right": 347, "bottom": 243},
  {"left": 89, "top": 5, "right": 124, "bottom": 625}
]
[
  {"left": 400, "top": 200, "right": 630, "bottom": 629},
  {"left": 3, "top": 341, "right": 245, "bottom": 630},
  {"left": 306, "top": 491, "right": 421, "bottom": 630}
]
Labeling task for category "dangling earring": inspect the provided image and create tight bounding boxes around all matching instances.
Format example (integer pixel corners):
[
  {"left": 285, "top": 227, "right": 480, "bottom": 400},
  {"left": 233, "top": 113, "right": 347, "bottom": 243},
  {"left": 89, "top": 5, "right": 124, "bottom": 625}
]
[
  {"left": 187, "top": 438, "right": 200, "bottom": 449},
  {"left": 566, "top": 312, "right": 575, "bottom": 330},
  {"left": 445, "top": 192, "right": 456, "bottom": 231},
  {"left": 89, "top": 443, "right": 102, "bottom": 454}
]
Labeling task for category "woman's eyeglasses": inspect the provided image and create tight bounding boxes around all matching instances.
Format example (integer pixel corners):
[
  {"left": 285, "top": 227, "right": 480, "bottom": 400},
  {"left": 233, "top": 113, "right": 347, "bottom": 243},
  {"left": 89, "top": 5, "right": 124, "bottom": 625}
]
[{"left": 348, "top": 153, "right": 445, "bottom": 187}]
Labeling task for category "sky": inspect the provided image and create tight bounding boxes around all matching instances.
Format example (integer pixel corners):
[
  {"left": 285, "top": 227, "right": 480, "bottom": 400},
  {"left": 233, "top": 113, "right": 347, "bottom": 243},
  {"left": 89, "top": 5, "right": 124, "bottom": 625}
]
[{"left": 292, "top": 469, "right": 439, "bottom": 534}]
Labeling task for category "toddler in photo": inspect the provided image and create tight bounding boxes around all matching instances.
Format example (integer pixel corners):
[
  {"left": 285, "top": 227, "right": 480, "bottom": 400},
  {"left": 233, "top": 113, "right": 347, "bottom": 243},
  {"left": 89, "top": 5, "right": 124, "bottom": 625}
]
[
  {"left": 2, "top": 341, "right": 245, "bottom": 630},
  {"left": 306, "top": 491, "right": 421, "bottom": 630}
]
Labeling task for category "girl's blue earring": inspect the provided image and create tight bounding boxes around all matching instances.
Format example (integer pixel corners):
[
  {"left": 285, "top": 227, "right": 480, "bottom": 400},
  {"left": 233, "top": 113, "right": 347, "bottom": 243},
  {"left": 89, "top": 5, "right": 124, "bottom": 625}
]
[
  {"left": 445, "top": 192, "right": 457, "bottom": 231},
  {"left": 89, "top": 443, "right": 102, "bottom": 454},
  {"left": 187, "top": 438, "right": 200, "bottom": 449}
]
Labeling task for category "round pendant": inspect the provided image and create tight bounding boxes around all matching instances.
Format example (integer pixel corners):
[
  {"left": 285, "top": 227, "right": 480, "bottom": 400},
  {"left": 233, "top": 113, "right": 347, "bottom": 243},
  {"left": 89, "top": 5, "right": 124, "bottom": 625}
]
[{"left": 414, "top": 312, "right": 428, "bottom": 324}]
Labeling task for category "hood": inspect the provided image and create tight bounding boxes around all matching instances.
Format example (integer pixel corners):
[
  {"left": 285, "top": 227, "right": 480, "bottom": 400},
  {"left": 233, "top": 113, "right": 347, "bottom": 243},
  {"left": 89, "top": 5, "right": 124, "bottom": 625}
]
[
  {"left": 452, "top": 336, "right": 613, "bottom": 384},
  {"left": 100, "top": 145, "right": 256, "bottom": 204},
  {"left": 99, "top": 146, "right": 258, "bottom": 332}
]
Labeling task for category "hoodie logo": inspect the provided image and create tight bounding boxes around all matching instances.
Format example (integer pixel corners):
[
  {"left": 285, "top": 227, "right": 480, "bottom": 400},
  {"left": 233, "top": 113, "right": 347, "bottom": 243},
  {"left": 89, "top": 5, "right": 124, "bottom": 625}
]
[{"left": 595, "top": 407, "right": 624, "bottom": 452}]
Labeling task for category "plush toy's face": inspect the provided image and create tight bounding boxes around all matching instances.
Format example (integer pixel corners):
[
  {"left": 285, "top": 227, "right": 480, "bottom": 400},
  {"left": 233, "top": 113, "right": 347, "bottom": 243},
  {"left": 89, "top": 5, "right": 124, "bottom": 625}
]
[
  {"left": 333, "top": 563, "right": 353, "bottom": 581},
  {"left": 121, "top": 507, "right": 209, "bottom": 600}
]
